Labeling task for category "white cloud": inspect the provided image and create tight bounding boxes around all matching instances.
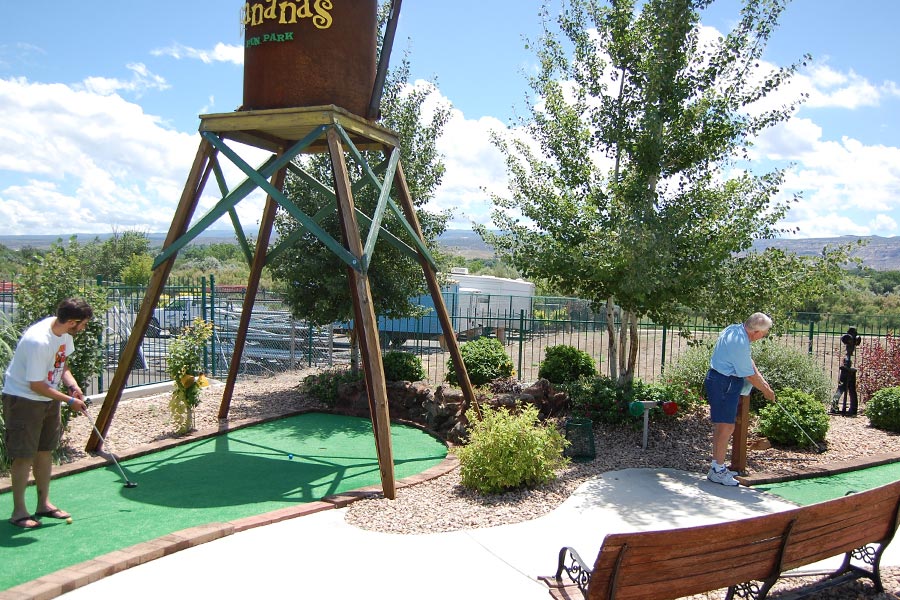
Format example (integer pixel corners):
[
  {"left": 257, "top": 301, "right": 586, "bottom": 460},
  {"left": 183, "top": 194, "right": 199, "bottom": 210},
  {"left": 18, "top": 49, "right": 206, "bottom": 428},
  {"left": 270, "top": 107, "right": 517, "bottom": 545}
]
[
  {"left": 804, "top": 64, "right": 900, "bottom": 109},
  {"left": 0, "top": 77, "right": 269, "bottom": 236},
  {"left": 412, "top": 84, "right": 511, "bottom": 229},
  {"left": 78, "top": 63, "right": 170, "bottom": 97},
  {"left": 869, "top": 214, "right": 898, "bottom": 235},
  {"left": 152, "top": 43, "right": 244, "bottom": 66}
]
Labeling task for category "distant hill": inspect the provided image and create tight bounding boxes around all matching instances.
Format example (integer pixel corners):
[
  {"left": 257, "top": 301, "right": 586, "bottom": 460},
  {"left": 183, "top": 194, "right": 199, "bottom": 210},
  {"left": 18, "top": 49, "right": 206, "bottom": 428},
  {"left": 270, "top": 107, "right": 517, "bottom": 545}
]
[
  {"left": 748, "top": 236, "right": 900, "bottom": 271},
  {"left": 3, "top": 230, "right": 898, "bottom": 270},
  {"left": 435, "top": 231, "right": 900, "bottom": 271}
]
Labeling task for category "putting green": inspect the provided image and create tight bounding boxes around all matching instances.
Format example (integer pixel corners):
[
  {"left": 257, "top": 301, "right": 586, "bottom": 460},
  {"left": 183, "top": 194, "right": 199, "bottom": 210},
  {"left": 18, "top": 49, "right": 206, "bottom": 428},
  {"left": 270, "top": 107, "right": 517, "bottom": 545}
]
[
  {"left": 755, "top": 461, "right": 900, "bottom": 505},
  {"left": 0, "top": 412, "right": 447, "bottom": 591}
]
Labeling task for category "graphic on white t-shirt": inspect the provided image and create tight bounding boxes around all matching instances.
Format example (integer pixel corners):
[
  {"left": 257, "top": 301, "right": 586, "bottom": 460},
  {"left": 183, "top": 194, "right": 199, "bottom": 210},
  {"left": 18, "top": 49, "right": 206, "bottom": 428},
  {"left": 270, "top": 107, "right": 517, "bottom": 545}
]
[{"left": 48, "top": 343, "right": 67, "bottom": 387}]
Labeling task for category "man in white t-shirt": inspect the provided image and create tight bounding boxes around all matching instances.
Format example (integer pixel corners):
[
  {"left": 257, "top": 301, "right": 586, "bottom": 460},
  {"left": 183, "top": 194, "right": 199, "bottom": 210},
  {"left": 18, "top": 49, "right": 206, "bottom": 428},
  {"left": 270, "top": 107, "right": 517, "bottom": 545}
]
[{"left": 2, "top": 298, "right": 93, "bottom": 528}]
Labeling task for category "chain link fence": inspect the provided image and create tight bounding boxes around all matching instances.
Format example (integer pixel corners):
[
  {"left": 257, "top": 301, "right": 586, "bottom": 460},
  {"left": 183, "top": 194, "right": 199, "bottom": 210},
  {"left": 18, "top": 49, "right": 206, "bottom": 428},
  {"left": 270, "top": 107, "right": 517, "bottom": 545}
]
[{"left": 1, "top": 275, "right": 897, "bottom": 394}]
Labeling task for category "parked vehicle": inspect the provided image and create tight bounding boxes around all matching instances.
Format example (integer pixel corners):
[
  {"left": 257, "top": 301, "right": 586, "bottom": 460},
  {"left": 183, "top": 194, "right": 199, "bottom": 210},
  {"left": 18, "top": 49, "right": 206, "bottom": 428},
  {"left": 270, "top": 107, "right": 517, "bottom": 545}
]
[{"left": 148, "top": 296, "right": 234, "bottom": 337}]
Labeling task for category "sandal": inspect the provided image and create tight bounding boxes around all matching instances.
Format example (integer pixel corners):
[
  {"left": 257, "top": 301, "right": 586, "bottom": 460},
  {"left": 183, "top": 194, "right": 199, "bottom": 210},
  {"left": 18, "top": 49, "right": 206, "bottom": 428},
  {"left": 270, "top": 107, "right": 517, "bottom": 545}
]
[
  {"left": 35, "top": 508, "right": 71, "bottom": 520},
  {"left": 9, "top": 515, "right": 41, "bottom": 529}
]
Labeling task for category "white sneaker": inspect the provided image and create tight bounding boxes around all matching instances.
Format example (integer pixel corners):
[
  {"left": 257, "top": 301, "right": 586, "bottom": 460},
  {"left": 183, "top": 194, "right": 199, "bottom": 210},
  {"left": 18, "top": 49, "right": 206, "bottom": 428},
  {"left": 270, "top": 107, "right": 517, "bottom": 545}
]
[
  {"left": 707, "top": 466, "right": 739, "bottom": 486},
  {"left": 712, "top": 463, "right": 739, "bottom": 477}
]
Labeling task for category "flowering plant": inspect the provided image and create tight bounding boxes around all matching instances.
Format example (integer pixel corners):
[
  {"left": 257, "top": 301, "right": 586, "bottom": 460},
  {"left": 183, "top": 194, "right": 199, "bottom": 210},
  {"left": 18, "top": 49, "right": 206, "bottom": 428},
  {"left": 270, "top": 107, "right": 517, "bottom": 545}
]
[{"left": 166, "top": 318, "right": 212, "bottom": 433}]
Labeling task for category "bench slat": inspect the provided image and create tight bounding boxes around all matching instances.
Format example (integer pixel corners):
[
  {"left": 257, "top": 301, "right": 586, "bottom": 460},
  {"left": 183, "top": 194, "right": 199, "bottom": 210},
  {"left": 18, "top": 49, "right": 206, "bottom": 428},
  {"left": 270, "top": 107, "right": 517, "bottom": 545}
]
[{"left": 550, "top": 479, "right": 900, "bottom": 600}]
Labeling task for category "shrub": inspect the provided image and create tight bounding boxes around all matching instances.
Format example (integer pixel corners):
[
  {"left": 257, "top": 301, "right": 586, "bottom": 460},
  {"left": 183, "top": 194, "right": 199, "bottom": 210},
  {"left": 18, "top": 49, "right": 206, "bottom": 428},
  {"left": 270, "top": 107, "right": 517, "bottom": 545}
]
[
  {"left": 865, "top": 387, "right": 900, "bottom": 432},
  {"left": 858, "top": 334, "right": 900, "bottom": 403},
  {"left": 756, "top": 388, "right": 828, "bottom": 448},
  {"left": 538, "top": 344, "right": 596, "bottom": 384},
  {"left": 301, "top": 368, "right": 364, "bottom": 408},
  {"left": 565, "top": 376, "right": 683, "bottom": 426},
  {"left": 665, "top": 338, "right": 832, "bottom": 410},
  {"left": 381, "top": 351, "right": 425, "bottom": 382},
  {"left": 638, "top": 380, "right": 704, "bottom": 415},
  {"left": 565, "top": 376, "right": 629, "bottom": 425},
  {"left": 446, "top": 337, "right": 514, "bottom": 386},
  {"left": 455, "top": 403, "right": 568, "bottom": 494},
  {"left": 749, "top": 340, "right": 831, "bottom": 410},
  {"left": 663, "top": 342, "right": 714, "bottom": 402}
]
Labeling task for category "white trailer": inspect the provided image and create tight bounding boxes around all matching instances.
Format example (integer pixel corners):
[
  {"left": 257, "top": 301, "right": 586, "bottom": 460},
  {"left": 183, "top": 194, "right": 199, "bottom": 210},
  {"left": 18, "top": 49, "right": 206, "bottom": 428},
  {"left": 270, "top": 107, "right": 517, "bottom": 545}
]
[{"left": 447, "top": 268, "right": 535, "bottom": 341}]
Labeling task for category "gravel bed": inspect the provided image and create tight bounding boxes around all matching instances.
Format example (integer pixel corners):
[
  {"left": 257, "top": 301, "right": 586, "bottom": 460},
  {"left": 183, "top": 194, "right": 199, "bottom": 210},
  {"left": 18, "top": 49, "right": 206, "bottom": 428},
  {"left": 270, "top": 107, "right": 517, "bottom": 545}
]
[{"left": 40, "top": 369, "right": 900, "bottom": 598}]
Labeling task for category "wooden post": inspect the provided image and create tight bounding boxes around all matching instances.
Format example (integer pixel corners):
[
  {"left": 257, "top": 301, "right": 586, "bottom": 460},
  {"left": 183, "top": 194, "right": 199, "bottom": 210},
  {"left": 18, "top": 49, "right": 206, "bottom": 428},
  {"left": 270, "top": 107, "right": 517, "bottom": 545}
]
[
  {"left": 392, "top": 162, "right": 478, "bottom": 416},
  {"left": 327, "top": 128, "right": 396, "bottom": 499},
  {"left": 218, "top": 166, "right": 286, "bottom": 419},
  {"left": 87, "top": 139, "right": 214, "bottom": 451},
  {"left": 730, "top": 394, "right": 750, "bottom": 474}
]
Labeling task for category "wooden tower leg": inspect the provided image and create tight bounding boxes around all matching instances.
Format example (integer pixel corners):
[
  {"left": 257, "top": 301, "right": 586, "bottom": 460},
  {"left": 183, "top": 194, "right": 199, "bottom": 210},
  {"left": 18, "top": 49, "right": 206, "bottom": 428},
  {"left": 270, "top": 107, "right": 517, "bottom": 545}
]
[
  {"left": 392, "top": 162, "right": 477, "bottom": 415},
  {"left": 87, "top": 139, "right": 214, "bottom": 451},
  {"left": 218, "top": 166, "right": 287, "bottom": 419},
  {"left": 730, "top": 394, "right": 750, "bottom": 474},
  {"left": 327, "top": 129, "right": 396, "bottom": 499}
]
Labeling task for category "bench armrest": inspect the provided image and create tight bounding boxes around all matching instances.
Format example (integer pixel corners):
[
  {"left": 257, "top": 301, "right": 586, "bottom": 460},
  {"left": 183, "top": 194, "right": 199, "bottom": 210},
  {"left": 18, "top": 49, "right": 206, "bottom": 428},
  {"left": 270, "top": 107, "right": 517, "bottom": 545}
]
[{"left": 554, "top": 546, "right": 592, "bottom": 597}]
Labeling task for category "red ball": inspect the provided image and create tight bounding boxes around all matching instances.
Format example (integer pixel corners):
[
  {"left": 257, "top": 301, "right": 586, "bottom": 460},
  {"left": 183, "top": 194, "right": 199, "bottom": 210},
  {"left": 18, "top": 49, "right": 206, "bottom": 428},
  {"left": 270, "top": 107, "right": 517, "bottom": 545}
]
[{"left": 662, "top": 401, "right": 678, "bottom": 416}]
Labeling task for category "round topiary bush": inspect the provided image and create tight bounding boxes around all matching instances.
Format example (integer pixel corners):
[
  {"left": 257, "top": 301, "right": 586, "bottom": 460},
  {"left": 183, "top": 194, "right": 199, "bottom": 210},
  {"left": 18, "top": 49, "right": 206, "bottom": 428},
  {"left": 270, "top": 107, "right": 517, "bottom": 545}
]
[
  {"left": 446, "top": 337, "right": 514, "bottom": 386},
  {"left": 538, "top": 344, "right": 596, "bottom": 384},
  {"left": 381, "top": 350, "right": 425, "bottom": 382},
  {"left": 865, "top": 386, "right": 900, "bottom": 433},
  {"left": 756, "top": 388, "right": 828, "bottom": 448},
  {"left": 455, "top": 403, "right": 568, "bottom": 494}
]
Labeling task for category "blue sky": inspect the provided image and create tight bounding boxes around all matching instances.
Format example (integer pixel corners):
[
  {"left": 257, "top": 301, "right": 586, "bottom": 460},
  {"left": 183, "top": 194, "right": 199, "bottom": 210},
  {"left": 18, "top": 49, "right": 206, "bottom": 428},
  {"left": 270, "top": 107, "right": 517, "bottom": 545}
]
[{"left": 0, "top": 0, "right": 898, "bottom": 240}]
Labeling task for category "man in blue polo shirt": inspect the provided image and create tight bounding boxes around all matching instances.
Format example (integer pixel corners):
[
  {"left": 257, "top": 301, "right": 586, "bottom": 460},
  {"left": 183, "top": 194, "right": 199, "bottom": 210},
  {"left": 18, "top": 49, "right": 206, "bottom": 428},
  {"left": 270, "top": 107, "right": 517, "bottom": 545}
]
[{"left": 704, "top": 313, "right": 775, "bottom": 486}]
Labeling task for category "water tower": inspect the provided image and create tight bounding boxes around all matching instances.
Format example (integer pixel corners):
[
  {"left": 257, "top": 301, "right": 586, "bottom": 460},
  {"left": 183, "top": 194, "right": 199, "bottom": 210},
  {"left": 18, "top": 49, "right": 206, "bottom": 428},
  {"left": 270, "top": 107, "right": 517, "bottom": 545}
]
[{"left": 88, "top": 0, "right": 476, "bottom": 499}]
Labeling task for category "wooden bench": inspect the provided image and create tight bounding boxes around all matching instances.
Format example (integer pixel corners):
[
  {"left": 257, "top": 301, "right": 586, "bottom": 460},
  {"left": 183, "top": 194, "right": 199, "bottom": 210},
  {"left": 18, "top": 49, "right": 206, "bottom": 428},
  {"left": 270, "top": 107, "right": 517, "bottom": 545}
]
[{"left": 540, "top": 478, "right": 900, "bottom": 600}]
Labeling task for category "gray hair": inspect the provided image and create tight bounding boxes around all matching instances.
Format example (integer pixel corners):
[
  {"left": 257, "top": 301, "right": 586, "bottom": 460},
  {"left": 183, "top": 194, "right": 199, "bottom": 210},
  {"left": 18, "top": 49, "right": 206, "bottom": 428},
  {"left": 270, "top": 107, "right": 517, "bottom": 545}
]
[{"left": 744, "top": 312, "right": 773, "bottom": 332}]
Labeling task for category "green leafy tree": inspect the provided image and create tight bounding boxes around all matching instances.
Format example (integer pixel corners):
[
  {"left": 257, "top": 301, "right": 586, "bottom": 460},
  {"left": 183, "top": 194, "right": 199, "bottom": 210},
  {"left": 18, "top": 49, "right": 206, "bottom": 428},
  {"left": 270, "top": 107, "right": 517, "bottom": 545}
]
[
  {"left": 79, "top": 229, "right": 151, "bottom": 282},
  {"left": 695, "top": 245, "right": 857, "bottom": 329},
  {"left": 120, "top": 253, "right": 154, "bottom": 287},
  {"left": 13, "top": 238, "right": 108, "bottom": 393},
  {"left": 269, "top": 20, "right": 451, "bottom": 344},
  {"left": 482, "top": 0, "right": 809, "bottom": 386}
]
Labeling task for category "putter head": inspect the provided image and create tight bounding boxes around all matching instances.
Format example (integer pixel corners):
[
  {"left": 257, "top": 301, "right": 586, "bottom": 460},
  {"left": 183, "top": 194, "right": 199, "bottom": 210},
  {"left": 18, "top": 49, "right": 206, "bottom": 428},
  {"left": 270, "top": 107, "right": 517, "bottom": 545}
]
[{"left": 124, "top": 481, "right": 138, "bottom": 488}]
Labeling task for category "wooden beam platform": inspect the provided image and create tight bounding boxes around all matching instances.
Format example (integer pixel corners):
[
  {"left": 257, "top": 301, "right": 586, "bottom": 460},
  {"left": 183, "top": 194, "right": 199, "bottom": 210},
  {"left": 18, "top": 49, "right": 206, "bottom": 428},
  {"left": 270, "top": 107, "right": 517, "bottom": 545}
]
[{"left": 199, "top": 105, "right": 399, "bottom": 154}]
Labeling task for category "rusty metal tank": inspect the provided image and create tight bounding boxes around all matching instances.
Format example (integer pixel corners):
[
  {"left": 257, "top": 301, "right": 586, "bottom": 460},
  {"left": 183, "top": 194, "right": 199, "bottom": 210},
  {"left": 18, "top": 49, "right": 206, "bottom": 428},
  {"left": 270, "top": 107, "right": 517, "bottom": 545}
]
[{"left": 242, "top": 0, "right": 377, "bottom": 116}]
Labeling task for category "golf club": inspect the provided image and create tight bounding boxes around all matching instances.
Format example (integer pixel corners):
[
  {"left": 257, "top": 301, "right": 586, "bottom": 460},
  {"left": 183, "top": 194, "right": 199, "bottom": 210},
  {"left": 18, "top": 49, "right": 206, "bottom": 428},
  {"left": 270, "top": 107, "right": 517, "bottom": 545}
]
[
  {"left": 772, "top": 398, "right": 826, "bottom": 453},
  {"left": 82, "top": 406, "right": 138, "bottom": 488}
]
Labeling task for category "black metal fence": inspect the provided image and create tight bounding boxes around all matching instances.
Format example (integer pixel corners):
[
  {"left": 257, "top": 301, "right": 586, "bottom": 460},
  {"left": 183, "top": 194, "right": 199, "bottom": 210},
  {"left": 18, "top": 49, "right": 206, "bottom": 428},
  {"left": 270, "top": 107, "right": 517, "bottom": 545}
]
[{"left": 1, "top": 275, "right": 896, "bottom": 394}]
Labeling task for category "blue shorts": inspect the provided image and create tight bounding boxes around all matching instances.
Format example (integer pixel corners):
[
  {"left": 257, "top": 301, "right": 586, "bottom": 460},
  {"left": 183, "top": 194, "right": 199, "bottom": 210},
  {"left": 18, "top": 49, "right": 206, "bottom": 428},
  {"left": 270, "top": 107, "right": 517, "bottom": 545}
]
[{"left": 704, "top": 369, "right": 744, "bottom": 424}]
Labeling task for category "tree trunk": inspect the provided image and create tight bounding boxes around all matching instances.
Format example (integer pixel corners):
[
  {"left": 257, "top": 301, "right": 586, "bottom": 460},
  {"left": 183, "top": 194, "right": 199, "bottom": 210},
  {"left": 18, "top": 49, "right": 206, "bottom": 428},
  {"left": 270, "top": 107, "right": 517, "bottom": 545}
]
[
  {"left": 605, "top": 297, "right": 618, "bottom": 382},
  {"left": 616, "top": 310, "right": 639, "bottom": 387}
]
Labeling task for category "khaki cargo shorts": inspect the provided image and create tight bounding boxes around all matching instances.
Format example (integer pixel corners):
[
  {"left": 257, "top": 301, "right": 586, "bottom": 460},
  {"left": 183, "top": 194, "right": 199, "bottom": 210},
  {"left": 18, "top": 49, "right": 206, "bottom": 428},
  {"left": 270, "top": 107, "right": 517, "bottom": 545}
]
[{"left": 1, "top": 393, "right": 62, "bottom": 458}]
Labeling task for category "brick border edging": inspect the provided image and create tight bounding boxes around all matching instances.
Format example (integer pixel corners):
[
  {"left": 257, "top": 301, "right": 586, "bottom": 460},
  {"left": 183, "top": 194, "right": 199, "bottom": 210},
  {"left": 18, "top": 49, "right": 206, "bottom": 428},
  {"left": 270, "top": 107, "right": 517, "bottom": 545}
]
[
  {"left": 0, "top": 413, "right": 458, "bottom": 600},
  {"left": 738, "top": 450, "right": 900, "bottom": 486}
]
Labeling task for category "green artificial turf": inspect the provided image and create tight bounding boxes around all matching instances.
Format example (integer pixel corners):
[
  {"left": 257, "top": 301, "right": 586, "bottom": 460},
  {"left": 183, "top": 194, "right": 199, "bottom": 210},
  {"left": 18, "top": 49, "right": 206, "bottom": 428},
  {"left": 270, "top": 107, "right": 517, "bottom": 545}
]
[
  {"left": 0, "top": 412, "right": 447, "bottom": 591},
  {"left": 755, "top": 461, "right": 900, "bottom": 506}
]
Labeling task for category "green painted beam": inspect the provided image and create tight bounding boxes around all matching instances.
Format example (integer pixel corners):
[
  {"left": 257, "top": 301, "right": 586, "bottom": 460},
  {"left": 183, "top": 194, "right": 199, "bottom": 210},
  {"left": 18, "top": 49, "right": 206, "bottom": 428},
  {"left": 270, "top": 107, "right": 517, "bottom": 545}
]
[
  {"left": 362, "top": 147, "right": 401, "bottom": 268},
  {"left": 204, "top": 130, "right": 360, "bottom": 271},
  {"left": 210, "top": 156, "right": 253, "bottom": 264},
  {"left": 153, "top": 128, "right": 325, "bottom": 269},
  {"left": 153, "top": 153, "right": 279, "bottom": 269}
]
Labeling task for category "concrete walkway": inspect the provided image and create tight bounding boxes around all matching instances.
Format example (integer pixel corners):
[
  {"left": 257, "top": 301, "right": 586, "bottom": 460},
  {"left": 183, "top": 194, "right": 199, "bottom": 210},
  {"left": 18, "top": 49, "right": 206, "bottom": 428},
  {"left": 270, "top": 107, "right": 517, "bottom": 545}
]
[{"left": 58, "top": 467, "right": 891, "bottom": 600}]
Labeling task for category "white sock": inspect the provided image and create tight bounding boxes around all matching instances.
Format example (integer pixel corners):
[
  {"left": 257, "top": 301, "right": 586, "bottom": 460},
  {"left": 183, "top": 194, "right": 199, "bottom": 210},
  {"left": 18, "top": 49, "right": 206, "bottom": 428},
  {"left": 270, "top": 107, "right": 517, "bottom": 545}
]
[{"left": 711, "top": 460, "right": 725, "bottom": 472}]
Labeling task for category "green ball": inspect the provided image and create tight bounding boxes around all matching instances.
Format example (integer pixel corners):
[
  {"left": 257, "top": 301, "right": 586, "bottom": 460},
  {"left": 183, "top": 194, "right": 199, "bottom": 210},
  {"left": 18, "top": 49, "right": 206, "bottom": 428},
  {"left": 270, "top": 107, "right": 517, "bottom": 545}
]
[{"left": 629, "top": 401, "right": 645, "bottom": 417}]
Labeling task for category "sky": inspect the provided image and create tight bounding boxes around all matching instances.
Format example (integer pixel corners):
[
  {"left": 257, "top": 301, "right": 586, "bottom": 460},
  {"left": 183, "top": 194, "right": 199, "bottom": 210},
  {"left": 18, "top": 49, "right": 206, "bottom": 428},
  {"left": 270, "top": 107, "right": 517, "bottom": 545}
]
[{"left": 0, "top": 0, "right": 898, "bottom": 241}]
